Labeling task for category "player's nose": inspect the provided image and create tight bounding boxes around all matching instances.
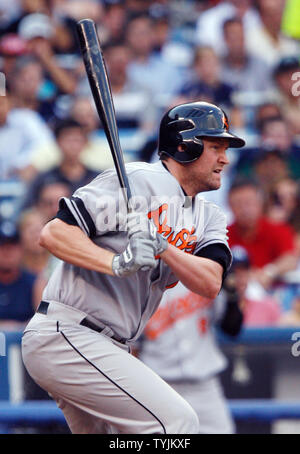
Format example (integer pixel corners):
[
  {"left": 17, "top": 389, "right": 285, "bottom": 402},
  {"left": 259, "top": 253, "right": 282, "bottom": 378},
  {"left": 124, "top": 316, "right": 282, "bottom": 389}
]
[{"left": 218, "top": 149, "right": 229, "bottom": 165}]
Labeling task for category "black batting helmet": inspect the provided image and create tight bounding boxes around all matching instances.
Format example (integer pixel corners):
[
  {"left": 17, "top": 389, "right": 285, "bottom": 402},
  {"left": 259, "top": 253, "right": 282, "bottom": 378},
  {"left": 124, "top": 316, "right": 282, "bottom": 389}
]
[{"left": 158, "top": 101, "right": 245, "bottom": 164}]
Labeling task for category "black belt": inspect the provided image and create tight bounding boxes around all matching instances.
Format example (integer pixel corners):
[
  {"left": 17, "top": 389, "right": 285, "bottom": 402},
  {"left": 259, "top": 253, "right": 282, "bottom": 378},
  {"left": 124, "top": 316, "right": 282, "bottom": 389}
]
[{"left": 37, "top": 301, "right": 127, "bottom": 344}]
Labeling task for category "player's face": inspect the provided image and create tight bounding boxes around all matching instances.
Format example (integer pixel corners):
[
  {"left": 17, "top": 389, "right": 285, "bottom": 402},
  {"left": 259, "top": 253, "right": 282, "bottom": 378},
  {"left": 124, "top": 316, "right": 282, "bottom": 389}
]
[{"left": 184, "top": 138, "right": 230, "bottom": 195}]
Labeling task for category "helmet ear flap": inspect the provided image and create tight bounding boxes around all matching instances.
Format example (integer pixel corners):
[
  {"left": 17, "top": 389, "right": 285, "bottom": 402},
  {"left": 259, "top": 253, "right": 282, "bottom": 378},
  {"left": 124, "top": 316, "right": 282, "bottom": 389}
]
[
  {"left": 177, "top": 141, "right": 188, "bottom": 152},
  {"left": 174, "top": 137, "right": 203, "bottom": 162},
  {"left": 184, "top": 137, "right": 204, "bottom": 159}
]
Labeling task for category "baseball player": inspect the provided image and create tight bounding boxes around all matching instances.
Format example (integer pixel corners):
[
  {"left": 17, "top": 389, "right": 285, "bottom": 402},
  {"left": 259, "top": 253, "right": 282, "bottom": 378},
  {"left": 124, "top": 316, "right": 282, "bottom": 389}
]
[
  {"left": 21, "top": 101, "right": 245, "bottom": 434},
  {"left": 138, "top": 280, "right": 242, "bottom": 434}
]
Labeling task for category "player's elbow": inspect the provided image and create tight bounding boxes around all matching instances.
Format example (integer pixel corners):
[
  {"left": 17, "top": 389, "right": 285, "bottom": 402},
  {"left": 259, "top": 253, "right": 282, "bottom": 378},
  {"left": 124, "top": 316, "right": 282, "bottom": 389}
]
[
  {"left": 201, "top": 271, "right": 223, "bottom": 300},
  {"left": 190, "top": 279, "right": 221, "bottom": 300},
  {"left": 205, "top": 281, "right": 222, "bottom": 300},
  {"left": 39, "top": 221, "right": 58, "bottom": 251}
]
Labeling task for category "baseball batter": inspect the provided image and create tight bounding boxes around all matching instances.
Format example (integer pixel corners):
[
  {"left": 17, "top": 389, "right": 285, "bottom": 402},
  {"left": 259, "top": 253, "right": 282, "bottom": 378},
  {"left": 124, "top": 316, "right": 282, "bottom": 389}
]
[{"left": 21, "top": 101, "right": 245, "bottom": 434}]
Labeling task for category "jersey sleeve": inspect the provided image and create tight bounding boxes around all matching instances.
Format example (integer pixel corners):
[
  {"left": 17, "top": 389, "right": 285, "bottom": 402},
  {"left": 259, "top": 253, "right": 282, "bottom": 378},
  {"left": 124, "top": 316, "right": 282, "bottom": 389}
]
[
  {"left": 54, "top": 170, "right": 127, "bottom": 237},
  {"left": 195, "top": 202, "right": 231, "bottom": 250}
]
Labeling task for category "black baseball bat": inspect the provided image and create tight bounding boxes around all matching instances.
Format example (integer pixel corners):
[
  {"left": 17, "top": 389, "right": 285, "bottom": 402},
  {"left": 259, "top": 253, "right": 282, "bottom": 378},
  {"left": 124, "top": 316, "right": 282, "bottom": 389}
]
[{"left": 76, "top": 19, "right": 132, "bottom": 206}]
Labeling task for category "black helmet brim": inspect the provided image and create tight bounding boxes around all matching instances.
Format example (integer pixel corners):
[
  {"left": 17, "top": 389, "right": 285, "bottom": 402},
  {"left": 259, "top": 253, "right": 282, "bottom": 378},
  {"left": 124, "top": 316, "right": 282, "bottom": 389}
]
[{"left": 198, "top": 132, "right": 246, "bottom": 148}]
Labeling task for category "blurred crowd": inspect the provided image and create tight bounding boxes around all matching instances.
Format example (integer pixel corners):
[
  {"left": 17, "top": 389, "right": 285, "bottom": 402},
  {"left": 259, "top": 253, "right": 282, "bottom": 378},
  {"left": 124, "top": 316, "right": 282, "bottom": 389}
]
[{"left": 1, "top": 0, "right": 300, "bottom": 333}]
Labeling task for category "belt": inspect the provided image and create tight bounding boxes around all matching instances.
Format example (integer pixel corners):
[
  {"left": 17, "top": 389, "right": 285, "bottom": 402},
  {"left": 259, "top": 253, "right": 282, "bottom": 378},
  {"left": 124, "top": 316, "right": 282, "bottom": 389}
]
[{"left": 37, "top": 301, "right": 127, "bottom": 344}]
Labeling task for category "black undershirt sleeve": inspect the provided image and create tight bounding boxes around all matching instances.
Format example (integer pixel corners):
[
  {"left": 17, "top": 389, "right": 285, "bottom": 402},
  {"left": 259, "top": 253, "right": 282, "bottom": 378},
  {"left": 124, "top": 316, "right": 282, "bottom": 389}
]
[
  {"left": 54, "top": 197, "right": 96, "bottom": 238},
  {"left": 55, "top": 202, "right": 78, "bottom": 226},
  {"left": 195, "top": 243, "right": 232, "bottom": 280}
]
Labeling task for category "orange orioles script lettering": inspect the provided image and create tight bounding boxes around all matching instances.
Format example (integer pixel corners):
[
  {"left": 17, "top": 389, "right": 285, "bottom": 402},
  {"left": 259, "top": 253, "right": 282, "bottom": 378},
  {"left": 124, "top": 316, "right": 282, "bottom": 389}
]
[
  {"left": 148, "top": 204, "right": 197, "bottom": 254},
  {"left": 144, "top": 291, "right": 211, "bottom": 340},
  {"left": 223, "top": 114, "right": 229, "bottom": 131}
]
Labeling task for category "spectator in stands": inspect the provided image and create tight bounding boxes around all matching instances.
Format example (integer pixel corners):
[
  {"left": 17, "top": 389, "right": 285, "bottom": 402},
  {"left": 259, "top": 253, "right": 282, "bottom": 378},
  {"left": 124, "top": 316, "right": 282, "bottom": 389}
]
[
  {"left": 246, "top": 0, "right": 299, "bottom": 66},
  {"left": 126, "top": 0, "right": 165, "bottom": 15},
  {"left": 126, "top": 14, "right": 184, "bottom": 103},
  {"left": 27, "top": 97, "right": 115, "bottom": 175},
  {"left": 97, "top": 0, "right": 127, "bottom": 46},
  {"left": 9, "top": 55, "right": 56, "bottom": 122},
  {"left": 0, "top": 220, "right": 37, "bottom": 330},
  {"left": 36, "top": 181, "right": 70, "bottom": 223},
  {"left": 221, "top": 17, "right": 272, "bottom": 93},
  {"left": 1, "top": 0, "right": 50, "bottom": 35},
  {"left": 70, "top": 95, "right": 100, "bottom": 135},
  {"left": 260, "top": 117, "right": 300, "bottom": 179},
  {"left": 19, "top": 208, "right": 50, "bottom": 275},
  {"left": 176, "top": 46, "right": 233, "bottom": 109},
  {"left": 224, "top": 245, "right": 281, "bottom": 326},
  {"left": 152, "top": 12, "right": 170, "bottom": 55},
  {"left": 150, "top": 7, "right": 193, "bottom": 73},
  {"left": 23, "top": 119, "right": 98, "bottom": 208},
  {"left": 51, "top": 0, "right": 102, "bottom": 24},
  {"left": 253, "top": 149, "right": 290, "bottom": 196},
  {"left": 47, "top": 0, "right": 103, "bottom": 56},
  {"left": 0, "top": 1, "right": 22, "bottom": 34},
  {"left": 235, "top": 116, "right": 300, "bottom": 180},
  {"left": 227, "top": 178, "right": 297, "bottom": 290},
  {"left": 195, "top": 0, "right": 260, "bottom": 56},
  {"left": 267, "top": 177, "right": 300, "bottom": 253},
  {"left": 0, "top": 94, "right": 20, "bottom": 179},
  {"left": 273, "top": 56, "right": 300, "bottom": 136},
  {"left": 255, "top": 103, "right": 282, "bottom": 132},
  {"left": 0, "top": 92, "right": 54, "bottom": 180},
  {"left": 260, "top": 116, "right": 290, "bottom": 151},
  {"left": 0, "top": 33, "right": 27, "bottom": 82},
  {"left": 104, "top": 42, "right": 156, "bottom": 132},
  {"left": 279, "top": 288, "right": 300, "bottom": 326},
  {"left": 69, "top": 95, "right": 119, "bottom": 170},
  {"left": 18, "top": 13, "right": 77, "bottom": 95}
]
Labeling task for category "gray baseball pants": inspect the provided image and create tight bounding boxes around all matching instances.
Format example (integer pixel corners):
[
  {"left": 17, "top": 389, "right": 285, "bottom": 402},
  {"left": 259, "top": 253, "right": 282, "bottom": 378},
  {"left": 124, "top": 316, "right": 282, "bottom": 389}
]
[{"left": 21, "top": 302, "right": 199, "bottom": 434}]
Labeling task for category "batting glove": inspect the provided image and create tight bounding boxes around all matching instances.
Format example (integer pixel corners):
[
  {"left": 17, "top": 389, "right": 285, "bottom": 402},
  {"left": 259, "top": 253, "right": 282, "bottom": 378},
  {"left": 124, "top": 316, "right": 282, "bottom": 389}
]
[
  {"left": 112, "top": 236, "right": 157, "bottom": 277},
  {"left": 126, "top": 211, "right": 168, "bottom": 256}
]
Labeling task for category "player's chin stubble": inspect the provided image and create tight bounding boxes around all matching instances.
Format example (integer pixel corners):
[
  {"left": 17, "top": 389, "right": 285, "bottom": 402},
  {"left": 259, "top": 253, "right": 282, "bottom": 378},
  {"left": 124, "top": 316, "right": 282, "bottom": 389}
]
[{"left": 190, "top": 172, "right": 221, "bottom": 195}]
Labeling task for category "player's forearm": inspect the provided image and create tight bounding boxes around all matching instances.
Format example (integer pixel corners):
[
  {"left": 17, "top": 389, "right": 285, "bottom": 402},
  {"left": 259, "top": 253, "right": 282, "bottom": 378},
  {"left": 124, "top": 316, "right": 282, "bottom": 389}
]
[
  {"left": 160, "top": 245, "right": 223, "bottom": 299},
  {"left": 39, "top": 219, "right": 114, "bottom": 275}
]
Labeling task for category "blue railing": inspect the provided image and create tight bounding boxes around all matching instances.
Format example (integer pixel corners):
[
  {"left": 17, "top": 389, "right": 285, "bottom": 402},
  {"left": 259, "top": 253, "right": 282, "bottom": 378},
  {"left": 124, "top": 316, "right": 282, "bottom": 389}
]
[
  {"left": 0, "top": 400, "right": 300, "bottom": 430},
  {"left": 217, "top": 326, "right": 300, "bottom": 345}
]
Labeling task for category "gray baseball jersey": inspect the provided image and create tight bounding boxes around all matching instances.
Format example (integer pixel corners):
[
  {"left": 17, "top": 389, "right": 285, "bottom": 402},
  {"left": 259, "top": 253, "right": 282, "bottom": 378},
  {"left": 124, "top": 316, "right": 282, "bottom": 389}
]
[{"left": 43, "top": 160, "right": 231, "bottom": 342}]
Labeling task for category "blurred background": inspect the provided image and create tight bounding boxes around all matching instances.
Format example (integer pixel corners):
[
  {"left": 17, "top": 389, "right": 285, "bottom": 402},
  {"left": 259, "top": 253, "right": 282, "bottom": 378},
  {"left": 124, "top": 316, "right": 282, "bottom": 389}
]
[{"left": 0, "top": 0, "right": 300, "bottom": 435}]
